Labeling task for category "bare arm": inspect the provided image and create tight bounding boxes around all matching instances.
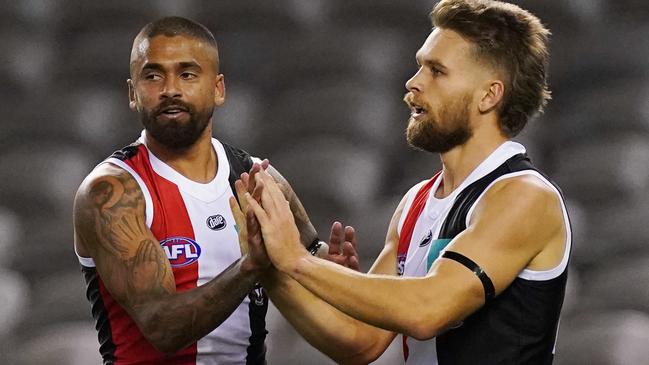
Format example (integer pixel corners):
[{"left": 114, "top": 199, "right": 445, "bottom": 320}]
[
  {"left": 248, "top": 171, "right": 566, "bottom": 340},
  {"left": 266, "top": 163, "right": 318, "bottom": 247},
  {"left": 73, "top": 164, "right": 268, "bottom": 354},
  {"left": 231, "top": 170, "right": 395, "bottom": 364},
  {"left": 261, "top": 198, "right": 406, "bottom": 364},
  {"left": 246, "top": 161, "right": 360, "bottom": 269}
]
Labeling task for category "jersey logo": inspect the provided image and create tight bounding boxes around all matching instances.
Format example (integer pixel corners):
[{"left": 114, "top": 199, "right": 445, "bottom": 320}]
[
  {"left": 160, "top": 237, "right": 202, "bottom": 267},
  {"left": 419, "top": 230, "right": 433, "bottom": 247},
  {"left": 206, "top": 214, "right": 227, "bottom": 231}
]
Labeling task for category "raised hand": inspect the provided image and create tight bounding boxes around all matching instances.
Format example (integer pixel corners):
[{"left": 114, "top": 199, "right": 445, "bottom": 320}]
[
  {"left": 244, "top": 170, "right": 306, "bottom": 272},
  {"left": 326, "top": 221, "right": 361, "bottom": 271},
  {"left": 229, "top": 171, "right": 270, "bottom": 271},
  {"left": 241, "top": 159, "right": 270, "bottom": 199}
]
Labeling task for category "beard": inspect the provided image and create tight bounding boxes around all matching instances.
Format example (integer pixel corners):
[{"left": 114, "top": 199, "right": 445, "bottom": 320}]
[
  {"left": 405, "top": 93, "right": 473, "bottom": 154},
  {"left": 139, "top": 98, "right": 213, "bottom": 151}
]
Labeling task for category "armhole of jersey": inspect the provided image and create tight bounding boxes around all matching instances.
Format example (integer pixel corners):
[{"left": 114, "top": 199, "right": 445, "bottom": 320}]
[
  {"left": 397, "top": 180, "right": 429, "bottom": 237},
  {"left": 464, "top": 170, "right": 572, "bottom": 281},
  {"left": 75, "top": 245, "right": 96, "bottom": 268},
  {"left": 104, "top": 158, "right": 154, "bottom": 229}
]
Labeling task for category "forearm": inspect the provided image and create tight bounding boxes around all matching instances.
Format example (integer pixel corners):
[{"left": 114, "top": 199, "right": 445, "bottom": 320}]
[
  {"left": 133, "top": 258, "right": 260, "bottom": 353},
  {"left": 264, "top": 268, "right": 390, "bottom": 364},
  {"left": 266, "top": 166, "right": 317, "bottom": 247},
  {"left": 288, "top": 255, "right": 443, "bottom": 339}
]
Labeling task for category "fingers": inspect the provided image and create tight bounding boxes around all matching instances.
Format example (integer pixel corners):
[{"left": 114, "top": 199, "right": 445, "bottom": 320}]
[
  {"left": 253, "top": 170, "right": 288, "bottom": 213},
  {"left": 328, "top": 221, "right": 343, "bottom": 255},
  {"left": 229, "top": 196, "right": 248, "bottom": 255},
  {"left": 246, "top": 209, "right": 263, "bottom": 248},
  {"left": 234, "top": 179, "right": 249, "bottom": 210},
  {"left": 344, "top": 225, "right": 358, "bottom": 251},
  {"left": 228, "top": 196, "right": 245, "bottom": 229},
  {"left": 347, "top": 255, "right": 361, "bottom": 271},
  {"left": 245, "top": 192, "right": 269, "bottom": 226},
  {"left": 247, "top": 162, "right": 263, "bottom": 194},
  {"left": 261, "top": 159, "right": 270, "bottom": 170}
]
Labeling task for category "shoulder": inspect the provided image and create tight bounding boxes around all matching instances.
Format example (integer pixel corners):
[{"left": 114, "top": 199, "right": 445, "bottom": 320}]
[
  {"left": 74, "top": 163, "right": 145, "bottom": 218},
  {"left": 471, "top": 173, "right": 563, "bottom": 233},
  {"left": 484, "top": 173, "right": 560, "bottom": 209}
]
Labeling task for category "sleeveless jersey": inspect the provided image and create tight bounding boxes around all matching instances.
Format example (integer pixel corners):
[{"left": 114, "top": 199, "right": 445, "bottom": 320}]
[
  {"left": 397, "top": 141, "right": 571, "bottom": 365},
  {"left": 76, "top": 133, "right": 268, "bottom": 365}
]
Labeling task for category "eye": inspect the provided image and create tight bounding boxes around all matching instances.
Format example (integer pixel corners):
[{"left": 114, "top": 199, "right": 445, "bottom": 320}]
[
  {"left": 143, "top": 73, "right": 162, "bottom": 81},
  {"left": 431, "top": 67, "right": 443, "bottom": 76},
  {"left": 180, "top": 72, "right": 197, "bottom": 80}
]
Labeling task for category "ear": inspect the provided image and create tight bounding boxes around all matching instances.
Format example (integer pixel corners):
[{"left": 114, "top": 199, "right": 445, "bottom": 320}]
[
  {"left": 478, "top": 80, "right": 504, "bottom": 114},
  {"left": 127, "top": 79, "right": 137, "bottom": 111},
  {"left": 214, "top": 74, "right": 225, "bottom": 107}
]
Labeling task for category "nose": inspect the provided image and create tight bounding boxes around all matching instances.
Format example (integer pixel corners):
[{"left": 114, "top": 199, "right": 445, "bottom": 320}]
[
  {"left": 160, "top": 76, "right": 182, "bottom": 99},
  {"left": 405, "top": 67, "right": 423, "bottom": 93}
]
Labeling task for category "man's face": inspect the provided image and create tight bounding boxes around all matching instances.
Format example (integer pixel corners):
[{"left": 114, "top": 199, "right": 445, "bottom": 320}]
[
  {"left": 404, "top": 28, "right": 483, "bottom": 153},
  {"left": 128, "top": 35, "right": 224, "bottom": 150}
]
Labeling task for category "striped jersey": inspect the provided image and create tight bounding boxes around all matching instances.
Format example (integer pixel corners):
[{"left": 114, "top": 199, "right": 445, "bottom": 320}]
[
  {"left": 397, "top": 141, "right": 571, "bottom": 365},
  {"left": 76, "top": 133, "right": 268, "bottom": 365}
]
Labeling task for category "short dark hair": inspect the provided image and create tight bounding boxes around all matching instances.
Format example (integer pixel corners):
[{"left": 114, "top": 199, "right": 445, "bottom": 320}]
[
  {"left": 131, "top": 16, "right": 219, "bottom": 74},
  {"left": 431, "top": 0, "right": 551, "bottom": 137}
]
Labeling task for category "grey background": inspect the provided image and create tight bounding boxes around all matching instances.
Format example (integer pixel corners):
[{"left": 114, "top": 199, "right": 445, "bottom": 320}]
[{"left": 1, "top": 0, "right": 649, "bottom": 364}]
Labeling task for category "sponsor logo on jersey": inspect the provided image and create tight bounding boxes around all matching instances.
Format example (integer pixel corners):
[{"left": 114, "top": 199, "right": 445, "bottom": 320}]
[
  {"left": 419, "top": 230, "right": 433, "bottom": 247},
  {"left": 206, "top": 214, "right": 227, "bottom": 231},
  {"left": 160, "top": 237, "right": 202, "bottom": 267}
]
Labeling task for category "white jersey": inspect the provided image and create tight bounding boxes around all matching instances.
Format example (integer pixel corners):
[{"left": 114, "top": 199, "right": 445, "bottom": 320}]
[
  {"left": 397, "top": 142, "right": 571, "bottom": 365},
  {"left": 77, "top": 132, "right": 267, "bottom": 365}
]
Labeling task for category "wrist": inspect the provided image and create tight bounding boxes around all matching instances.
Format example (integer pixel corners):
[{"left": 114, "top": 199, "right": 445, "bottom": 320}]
[{"left": 240, "top": 254, "right": 265, "bottom": 276}]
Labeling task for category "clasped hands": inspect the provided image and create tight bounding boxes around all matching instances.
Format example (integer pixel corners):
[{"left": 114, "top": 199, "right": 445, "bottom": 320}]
[{"left": 228, "top": 161, "right": 360, "bottom": 273}]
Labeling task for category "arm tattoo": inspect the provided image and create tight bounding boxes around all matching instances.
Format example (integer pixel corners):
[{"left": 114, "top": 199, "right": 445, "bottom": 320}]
[
  {"left": 268, "top": 167, "right": 318, "bottom": 247},
  {"left": 75, "top": 167, "right": 262, "bottom": 353}
]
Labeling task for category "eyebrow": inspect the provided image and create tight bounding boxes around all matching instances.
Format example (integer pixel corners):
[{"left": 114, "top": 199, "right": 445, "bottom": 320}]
[
  {"left": 415, "top": 53, "right": 448, "bottom": 71},
  {"left": 141, "top": 61, "right": 203, "bottom": 72}
]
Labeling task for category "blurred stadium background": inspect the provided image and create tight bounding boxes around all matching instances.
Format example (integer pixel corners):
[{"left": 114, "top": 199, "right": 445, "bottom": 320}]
[{"left": 1, "top": 0, "right": 649, "bottom": 364}]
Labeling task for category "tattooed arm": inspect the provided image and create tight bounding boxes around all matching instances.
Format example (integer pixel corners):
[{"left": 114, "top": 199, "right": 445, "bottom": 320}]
[
  {"left": 265, "top": 164, "right": 318, "bottom": 248},
  {"left": 73, "top": 163, "right": 268, "bottom": 354}
]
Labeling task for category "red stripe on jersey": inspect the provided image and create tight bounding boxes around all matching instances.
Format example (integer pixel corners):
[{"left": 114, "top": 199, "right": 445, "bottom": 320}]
[
  {"left": 396, "top": 171, "right": 441, "bottom": 361},
  {"left": 97, "top": 144, "right": 199, "bottom": 364}
]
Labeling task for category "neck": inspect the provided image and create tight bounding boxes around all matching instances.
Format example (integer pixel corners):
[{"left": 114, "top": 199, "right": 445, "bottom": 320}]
[
  {"left": 144, "top": 124, "right": 217, "bottom": 183},
  {"left": 436, "top": 126, "right": 507, "bottom": 198}
]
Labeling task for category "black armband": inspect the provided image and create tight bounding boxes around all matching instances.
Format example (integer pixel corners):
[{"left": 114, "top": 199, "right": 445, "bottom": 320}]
[
  {"left": 307, "top": 238, "right": 323, "bottom": 256},
  {"left": 441, "top": 250, "right": 495, "bottom": 303}
]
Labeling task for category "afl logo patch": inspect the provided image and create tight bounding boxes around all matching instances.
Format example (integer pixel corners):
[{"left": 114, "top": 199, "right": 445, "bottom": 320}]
[
  {"left": 419, "top": 230, "right": 433, "bottom": 247},
  {"left": 160, "top": 237, "right": 202, "bottom": 267},
  {"left": 206, "top": 214, "right": 227, "bottom": 231}
]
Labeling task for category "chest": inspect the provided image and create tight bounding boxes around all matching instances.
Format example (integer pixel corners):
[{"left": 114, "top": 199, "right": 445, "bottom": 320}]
[
  {"left": 151, "top": 187, "right": 242, "bottom": 287},
  {"left": 403, "top": 196, "right": 458, "bottom": 277}
]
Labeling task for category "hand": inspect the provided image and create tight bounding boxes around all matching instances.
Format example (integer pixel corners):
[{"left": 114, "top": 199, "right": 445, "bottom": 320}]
[
  {"left": 241, "top": 159, "right": 270, "bottom": 199},
  {"left": 232, "top": 160, "right": 268, "bottom": 254},
  {"left": 244, "top": 170, "right": 307, "bottom": 272},
  {"left": 325, "top": 222, "right": 360, "bottom": 271},
  {"left": 229, "top": 177, "right": 270, "bottom": 272}
]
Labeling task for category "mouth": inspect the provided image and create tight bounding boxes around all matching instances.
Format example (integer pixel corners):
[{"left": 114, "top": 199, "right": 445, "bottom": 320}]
[
  {"left": 408, "top": 102, "right": 427, "bottom": 119},
  {"left": 156, "top": 104, "right": 190, "bottom": 121},
  {"left": 160, "top": 105, "right": 189, "bottom": 116}
]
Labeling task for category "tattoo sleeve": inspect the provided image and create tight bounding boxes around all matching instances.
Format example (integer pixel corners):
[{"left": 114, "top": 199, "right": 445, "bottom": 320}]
[
  {"left": 267, "top": 166, "right": 319, "bottom": 247},
  {"left": 74, "top": 165, "right": 260, "bottom": 354}
]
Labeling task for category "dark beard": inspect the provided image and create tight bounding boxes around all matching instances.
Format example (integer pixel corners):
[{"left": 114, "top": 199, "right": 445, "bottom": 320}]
[
  {"left": 140, "top": 98, "right": 213, "bottom": 150},
  {"left": 406, "top": 96, "right": 472, "bottom": 154}
]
